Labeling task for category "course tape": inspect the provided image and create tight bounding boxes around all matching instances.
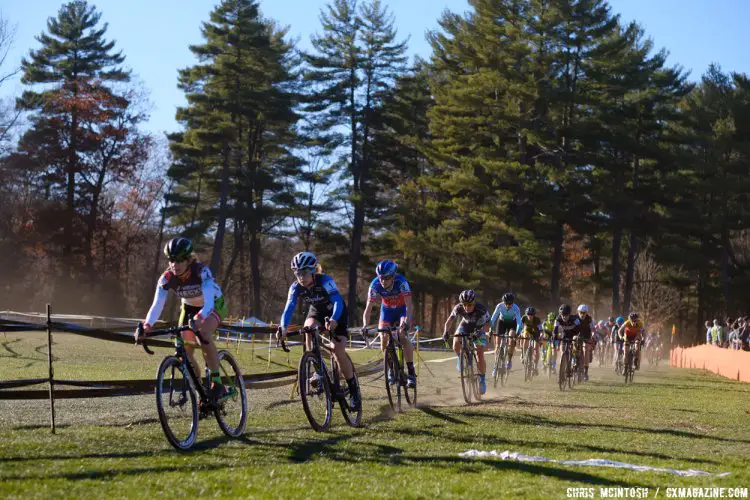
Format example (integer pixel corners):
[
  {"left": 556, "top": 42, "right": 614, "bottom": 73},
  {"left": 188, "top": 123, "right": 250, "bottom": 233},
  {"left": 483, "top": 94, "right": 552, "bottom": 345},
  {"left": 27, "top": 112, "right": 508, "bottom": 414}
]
[{"left": 458, "top": 450, "right": 731, "bottom": 477}]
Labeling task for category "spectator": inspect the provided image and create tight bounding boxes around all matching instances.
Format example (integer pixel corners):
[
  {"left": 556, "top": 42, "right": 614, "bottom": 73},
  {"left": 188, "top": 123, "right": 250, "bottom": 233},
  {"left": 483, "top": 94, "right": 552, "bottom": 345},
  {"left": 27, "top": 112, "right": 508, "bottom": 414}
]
[
  {"left": 705, "top": 320, "right": 713, "bottom": 345},
  {"left": 711, "top": 319, "right": 723, "bottom": 346}
]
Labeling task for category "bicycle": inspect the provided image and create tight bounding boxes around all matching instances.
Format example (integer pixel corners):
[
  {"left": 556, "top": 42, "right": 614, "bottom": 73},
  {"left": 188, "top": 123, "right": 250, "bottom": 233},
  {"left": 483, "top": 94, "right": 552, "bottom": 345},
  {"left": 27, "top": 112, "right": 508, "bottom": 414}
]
[
  {"left": 558, "top": 337, "right": 574, "bottom": 391},
  {"left": 614, "top": 341, "right": 625, "bottom": 375},
  {"left": 377, "top": 326, "right": 416, "bottom": 412},
  {"left": 571, "top": 336, "right": 585, "bottom": 386},
  {"left": 524, "top": 336, "right": 538, "bottom": 382},
  {"left": 454, "top": 329, "right": 482, "bottom": 404},
  {"left": 623, "top": 339, "right": 640, "bottom": 383},
  {"left": 135, "top": 321, "right": 247, "bottom": 451},
  {"left": 491, "top": 334, "right": 511, "bottom": 388},
  {"left": 280, "top": 324, "right": 361, "bottom": 432}
]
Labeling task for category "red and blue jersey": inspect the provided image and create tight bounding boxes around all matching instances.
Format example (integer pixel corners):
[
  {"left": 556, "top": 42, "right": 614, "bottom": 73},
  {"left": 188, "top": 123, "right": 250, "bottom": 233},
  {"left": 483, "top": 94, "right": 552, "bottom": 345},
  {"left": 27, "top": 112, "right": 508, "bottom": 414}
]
[{"left": 367, "top": 275, "right": 411, "bottom": 309}]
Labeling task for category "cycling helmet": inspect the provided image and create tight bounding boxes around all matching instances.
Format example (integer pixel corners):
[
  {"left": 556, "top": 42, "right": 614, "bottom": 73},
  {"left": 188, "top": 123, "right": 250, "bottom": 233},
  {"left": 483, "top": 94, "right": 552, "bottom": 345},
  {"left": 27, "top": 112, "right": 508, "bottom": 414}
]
[
  {"left": 547, "top": 312, "right": 556, "bottom": 321},
  {"left": 616, "top": 316, "right": 625, "bottom": 325},
  {"left": 376, "top": 259, "right": 398, "bottom": 277},
  {"left": 502, "top": 292, "right": 515, "bottom": 304},
  {"left": 164, "top": 237, "right": 193, "bottom": 261},
  {"left": 629, "top": 312, "right": 639, "bottom": 321},
  {"left": 578, "top": 304, "right": 589, "bottom": 314},
  {"left": 525, "top": 306, "right": 536, "bottom": 315},
  {"left": 598, "top": 320, "right": 606, "bottom": 328},
  {"left": 459, "top": 290, "right": 476, "bottom": 304},
  {"left": 559, "top": 304, "right": 571, "bottom": 316},
  {"left": 291, "top": 251, "right": 317, "bottom": 270}
]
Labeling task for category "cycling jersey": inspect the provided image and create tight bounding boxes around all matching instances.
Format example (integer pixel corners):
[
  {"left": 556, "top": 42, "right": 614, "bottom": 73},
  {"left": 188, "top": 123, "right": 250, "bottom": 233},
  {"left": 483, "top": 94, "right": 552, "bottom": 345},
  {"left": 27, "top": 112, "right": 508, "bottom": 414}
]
[
  {"left": 490, "top": 303, "right": 522, "bottom": 333},
  {"left": 554, "top": 315, "right": 580, "bottom": 339},
  {"left": 521, "top": 315, "right": 542, "bottom": 338},
  {"left": 577, "top": 315, "right": 594, "bottom": 340},
  {"left": 622, "top": 319, "right": 643, "bottom": 339},
  {"left": 281, "top": 274, "right": 347, "bottom": 336},
  {"left": 145, "top": 261, "right": 225, "bottom": 326},
  {"left": 367, "top": 274, "right": 411, "bottom": 324},
  {"left": 450, "top": 302, "right": 491, "bottom": 330}
]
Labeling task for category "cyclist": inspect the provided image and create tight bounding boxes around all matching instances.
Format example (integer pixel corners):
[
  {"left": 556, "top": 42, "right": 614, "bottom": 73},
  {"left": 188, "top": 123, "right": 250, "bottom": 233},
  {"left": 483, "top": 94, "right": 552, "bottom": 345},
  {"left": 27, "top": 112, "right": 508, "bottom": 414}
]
[
  {"left": 612, "top": 316, "right": 626, "bottom": 368},
  {"left": 542, "top": 312, "right": 557, "bottom": 373},
  {"left": 618, "top": 312, "right": 644, "bottom": 370},
  {"left": 554, "top": 305, "right": 581, "bottom": 373},
  {"left": 520, "top": 307, "right": 542, "bottom": 376},
  {"left": 277, "top": 251, "right": 360, "bottom": 410},
  {"left": 140, "top": 237, "right": 228, "bottom": 400},
  {"left": 489, "top": 293, "right": 522, "bottom": 372},
  {"left": 361, "top": 260, "right": 416, "bottom": 388},
  {"left": 442, "top": 290, "right": 490, "bottom": 395},
  {"left": 576, "top": 304, "right": 595, "bottom": 381}
]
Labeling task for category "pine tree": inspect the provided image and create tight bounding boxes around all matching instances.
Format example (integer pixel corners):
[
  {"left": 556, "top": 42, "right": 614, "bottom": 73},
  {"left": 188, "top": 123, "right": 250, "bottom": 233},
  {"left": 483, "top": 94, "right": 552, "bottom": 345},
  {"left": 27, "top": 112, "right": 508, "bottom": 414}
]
[
  {"left": 304, "top": 0, "right": 407, "bottom": 321},
  {"left": 171, "top": 0, "right": 300, "bottom": 315}
]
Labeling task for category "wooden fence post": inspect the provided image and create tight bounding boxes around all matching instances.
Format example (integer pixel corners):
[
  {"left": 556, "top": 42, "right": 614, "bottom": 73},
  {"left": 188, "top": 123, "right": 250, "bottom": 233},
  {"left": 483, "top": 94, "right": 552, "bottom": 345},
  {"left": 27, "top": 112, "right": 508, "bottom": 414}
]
[{"left": 46, "top": 304, "right": 56, "bottom": 434}]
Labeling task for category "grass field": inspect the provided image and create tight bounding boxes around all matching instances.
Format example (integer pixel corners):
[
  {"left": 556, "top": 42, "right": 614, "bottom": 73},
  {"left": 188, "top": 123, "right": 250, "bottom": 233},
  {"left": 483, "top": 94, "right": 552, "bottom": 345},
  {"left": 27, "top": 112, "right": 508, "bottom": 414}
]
[{"left": 1, "top": 331, "right": 749, "bottom": 499}]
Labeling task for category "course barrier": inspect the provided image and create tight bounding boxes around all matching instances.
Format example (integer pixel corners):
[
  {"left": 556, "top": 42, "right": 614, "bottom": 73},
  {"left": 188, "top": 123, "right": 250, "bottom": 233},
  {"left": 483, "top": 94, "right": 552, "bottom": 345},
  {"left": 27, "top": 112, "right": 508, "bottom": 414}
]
[{"left": 670, "top": 344, "right": 750, "bottom": 383}]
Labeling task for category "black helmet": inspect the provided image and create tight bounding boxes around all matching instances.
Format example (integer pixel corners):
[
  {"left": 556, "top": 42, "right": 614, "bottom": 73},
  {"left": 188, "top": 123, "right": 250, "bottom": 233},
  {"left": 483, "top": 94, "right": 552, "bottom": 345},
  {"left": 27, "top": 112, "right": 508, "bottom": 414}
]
[
  {"left": 502, "top": 292, "right": 514, "bottom": 304},
  {"left": 525, "top": 306, "right": 536, "bottom": 315},
  {"left": 459, "top": 290, "right": 476, "bottom": 304},
  {"left": 559, "top": 304, "right": 571, "bottom": 316},
  {"left": 164, "top": 237, "right": 193, "bottom": 262}
]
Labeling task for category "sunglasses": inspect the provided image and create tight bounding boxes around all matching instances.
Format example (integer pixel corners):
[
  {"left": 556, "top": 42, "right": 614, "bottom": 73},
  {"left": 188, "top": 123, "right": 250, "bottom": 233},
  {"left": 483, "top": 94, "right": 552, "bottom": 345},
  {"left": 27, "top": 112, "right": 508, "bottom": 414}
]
[
  {"left": 168, "top": 257, "right": 188, "bottom": 264},
  {"left": 378, "top": 275, "right": 395, "bottom": 281},
  {"left": 294, "top": 267, "right": 315, "bottom": 278}
]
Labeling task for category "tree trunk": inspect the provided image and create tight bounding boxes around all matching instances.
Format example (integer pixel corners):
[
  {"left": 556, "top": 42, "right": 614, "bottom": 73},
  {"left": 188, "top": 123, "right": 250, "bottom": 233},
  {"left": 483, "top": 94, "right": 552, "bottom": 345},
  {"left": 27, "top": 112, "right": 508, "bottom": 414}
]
[
  {"left": 348, "top": 198, "right": 364, "bottom": 324},
  {"left": 249, "top": 227, "right": 262, "bottom": 317},
  {"left": 222, "top": 218, "right": 245, "bottom": 292},
  {"left": 721, "top": 243, "right": 730, "bottom": 313},
  {"left": 210, "top": 146, "right": 232, "bottom": 276},
  {"left": 430, "top": 294, "right": 439, "bottom": 336},
  {"left": 550, "top": 220, "right": 564, "bottom": 305},
  {"left": 622, "top": 229, "right": 637, "bottom": 314},
  {"left": 592, "top": 237, "right": 600, "bottom": 317},
  {"left": 611, "top": 220, "right": 622, "bottom": 315},
  {"left": 152, "top": 182, "right": 172, "bottom": 283}
]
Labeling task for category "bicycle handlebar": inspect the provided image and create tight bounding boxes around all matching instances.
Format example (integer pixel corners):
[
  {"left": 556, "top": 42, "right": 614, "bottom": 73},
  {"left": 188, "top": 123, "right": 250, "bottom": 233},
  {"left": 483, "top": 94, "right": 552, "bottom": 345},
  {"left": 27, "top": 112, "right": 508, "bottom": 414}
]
[{"left": 134, "top": 320, "right": 196, "bottom": 356}]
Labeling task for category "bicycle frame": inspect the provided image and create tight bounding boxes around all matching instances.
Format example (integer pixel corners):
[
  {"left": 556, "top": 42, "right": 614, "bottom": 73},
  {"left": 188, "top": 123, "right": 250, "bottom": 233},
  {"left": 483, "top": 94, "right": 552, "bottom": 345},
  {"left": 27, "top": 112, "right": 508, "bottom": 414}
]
[{"left": 138, "top": 323, "right": 214, "bottom": 405}]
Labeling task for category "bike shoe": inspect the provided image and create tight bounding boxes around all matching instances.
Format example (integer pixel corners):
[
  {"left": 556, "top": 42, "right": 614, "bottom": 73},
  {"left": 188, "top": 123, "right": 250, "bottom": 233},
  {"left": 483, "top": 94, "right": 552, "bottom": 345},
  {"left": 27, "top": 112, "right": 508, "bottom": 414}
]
[{"left": 407, "top": 375, "right": 417, "bottom": 388}]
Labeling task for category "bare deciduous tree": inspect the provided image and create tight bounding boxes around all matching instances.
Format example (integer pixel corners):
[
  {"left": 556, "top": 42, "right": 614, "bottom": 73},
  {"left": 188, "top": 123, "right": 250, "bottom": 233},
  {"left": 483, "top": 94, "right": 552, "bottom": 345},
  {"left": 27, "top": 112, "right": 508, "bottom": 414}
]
[{"left": 630, "top": 251, "right": 680, "bottom": 329}]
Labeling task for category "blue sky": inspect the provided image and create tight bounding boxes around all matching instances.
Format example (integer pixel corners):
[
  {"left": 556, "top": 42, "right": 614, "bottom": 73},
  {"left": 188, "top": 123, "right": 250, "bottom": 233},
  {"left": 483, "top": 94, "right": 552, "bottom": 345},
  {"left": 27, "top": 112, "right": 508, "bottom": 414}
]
[{"left": 2, "top": 0, "right": 749, "bottom": 136}]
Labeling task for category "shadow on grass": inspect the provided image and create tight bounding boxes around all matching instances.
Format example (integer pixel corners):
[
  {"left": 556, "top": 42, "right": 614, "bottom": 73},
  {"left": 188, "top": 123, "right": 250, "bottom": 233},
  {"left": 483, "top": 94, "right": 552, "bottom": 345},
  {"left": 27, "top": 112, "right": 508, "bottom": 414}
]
[
  {"left": 458, "top": 410, "right": 750, "bottom": 444},
  {"left": 418, "top": 406, "right": 468, "bottom": 425}
]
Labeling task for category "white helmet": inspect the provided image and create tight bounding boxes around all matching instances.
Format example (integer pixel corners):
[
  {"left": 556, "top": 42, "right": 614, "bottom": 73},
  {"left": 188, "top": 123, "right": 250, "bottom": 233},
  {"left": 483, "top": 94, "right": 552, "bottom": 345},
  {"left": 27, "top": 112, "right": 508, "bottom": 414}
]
[
  {"left": 291, "top": 251, "right": 317, "bottom": 270},
  {"left": 577, "top": 304, "right": 589, "bottom": 313}
]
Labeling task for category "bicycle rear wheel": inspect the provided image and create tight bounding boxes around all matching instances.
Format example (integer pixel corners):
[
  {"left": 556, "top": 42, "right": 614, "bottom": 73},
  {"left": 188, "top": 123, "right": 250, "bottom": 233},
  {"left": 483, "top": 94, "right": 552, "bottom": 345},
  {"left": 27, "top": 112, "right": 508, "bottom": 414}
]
[
  {"left": 524, "top": 344, "right": 534, "bottom": 382},
  {"left": 499, "top": 346, "right": 509, "bottom": 387},
  {"left": 384, "top": 346, "right": 402, "bottom": 412},
  {"left": 214, "top": 350, "right": 247, "bottom": 438},
  {"left": 155, "top": 355, "right": 198, "bottom": 451},
  {"left": 624, "top": 349, "right": 632, "bottom": 384},
  {"left": 459, "top": 348, "right": 474, "bottom": 404},
  {"left": 298, "top": 351, "right": 332, "bottom": 432},
  {"left": 333, "top": 353, "right": 362, "bottom": 427},
  {"left": 492, "top": 347, "right": 502, "bottom": 388}
]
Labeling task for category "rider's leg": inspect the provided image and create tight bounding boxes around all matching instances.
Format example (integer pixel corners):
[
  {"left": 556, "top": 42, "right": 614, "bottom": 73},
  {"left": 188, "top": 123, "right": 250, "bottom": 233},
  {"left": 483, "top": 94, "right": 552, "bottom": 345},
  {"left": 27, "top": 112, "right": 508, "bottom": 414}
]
[{"left": 331, "top": 335, "right": 354, "bottom": 379}]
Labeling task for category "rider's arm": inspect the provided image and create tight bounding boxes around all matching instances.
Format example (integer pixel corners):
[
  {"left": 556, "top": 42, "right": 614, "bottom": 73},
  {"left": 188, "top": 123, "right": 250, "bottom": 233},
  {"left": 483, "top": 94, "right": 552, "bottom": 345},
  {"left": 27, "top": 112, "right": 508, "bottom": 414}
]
[
  {"left": 362, "top": 301, "right": 374, "bottom": 328},
  {"left": 321, "top": 276, "right": 344, "bottom": 322},
  {"left": 443, "top": 307, "right": 457, "bottom": 334},
  {"left": 280, "top": 284, "right": 299, "bottom": 330},
  {"left": 489, "top": 304, "right": 502, "bottom": 333},
  {"left": 197, "top": 266, "right": 216, "bottom": 320},
  {"left": 144, "top": 285, "right": 168, "bottom": 327},
  {"left": 402, "top": 294, "right": 414, "bottom": 327},
  {"left": 514, "top": 305, "right": 522, "bottom": 333}
]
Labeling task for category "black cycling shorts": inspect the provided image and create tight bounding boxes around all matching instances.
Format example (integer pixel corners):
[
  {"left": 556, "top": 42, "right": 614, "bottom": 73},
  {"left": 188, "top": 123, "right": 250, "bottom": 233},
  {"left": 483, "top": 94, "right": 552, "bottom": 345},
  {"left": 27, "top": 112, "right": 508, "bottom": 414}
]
[
  {"left": 306, "top": 306, "right": 349, "bottom": 338},
  {"left": 497, "top": 319, "right": 517, "bottom": 336}
]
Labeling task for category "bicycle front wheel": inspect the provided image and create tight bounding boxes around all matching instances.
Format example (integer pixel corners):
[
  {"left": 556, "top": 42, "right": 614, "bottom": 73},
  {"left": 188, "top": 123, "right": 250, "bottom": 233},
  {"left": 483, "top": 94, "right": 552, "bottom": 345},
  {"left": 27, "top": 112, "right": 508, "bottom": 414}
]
[
  {"left": 298, "top": 351, "right": 332, "bottom": 432},
  {"left": 384, "top": 346, "right": 402, "bottom": 412},
  {"left": 155, "top": 355, "right": 198, "bottom": 451},
  {"left": 459, "top": 348, "right": 474, "bottom": 404},
  {"left": 558, "top": 352, "right": 568, "bottom": 391},
  {"left": 333, "top": 353, "right": 362, "bottom": 427},
  {"left": 214, "top": 350, "right": 247, "bottom": 438}
]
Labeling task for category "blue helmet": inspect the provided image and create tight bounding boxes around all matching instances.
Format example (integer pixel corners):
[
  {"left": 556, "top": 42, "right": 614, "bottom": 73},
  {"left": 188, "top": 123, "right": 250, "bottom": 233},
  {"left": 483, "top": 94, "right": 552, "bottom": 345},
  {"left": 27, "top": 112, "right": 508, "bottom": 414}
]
[
  {"left": 376, "top": 260, "right": 398, "bottom": 277},
  {"left": 615, "top": 316, "right": 625, "bottom": 326}
]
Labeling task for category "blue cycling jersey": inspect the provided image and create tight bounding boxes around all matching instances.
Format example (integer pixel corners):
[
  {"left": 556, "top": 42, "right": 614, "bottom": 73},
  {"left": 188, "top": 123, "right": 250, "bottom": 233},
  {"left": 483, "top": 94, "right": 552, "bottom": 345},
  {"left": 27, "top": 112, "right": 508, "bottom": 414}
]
[
  {"left": 281, "top": 274, "right": 344, "bottom": 328},
  {"left": 367, "top": 275, "right": 411, "bottom": 309}
]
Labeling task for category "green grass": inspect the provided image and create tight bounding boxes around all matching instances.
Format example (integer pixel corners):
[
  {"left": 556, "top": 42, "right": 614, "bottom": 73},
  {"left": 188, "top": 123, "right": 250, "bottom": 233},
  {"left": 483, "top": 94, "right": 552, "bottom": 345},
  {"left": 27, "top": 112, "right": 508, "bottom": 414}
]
[{"left": 1, "top": 331, "right": 749, "bottom": 499}]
